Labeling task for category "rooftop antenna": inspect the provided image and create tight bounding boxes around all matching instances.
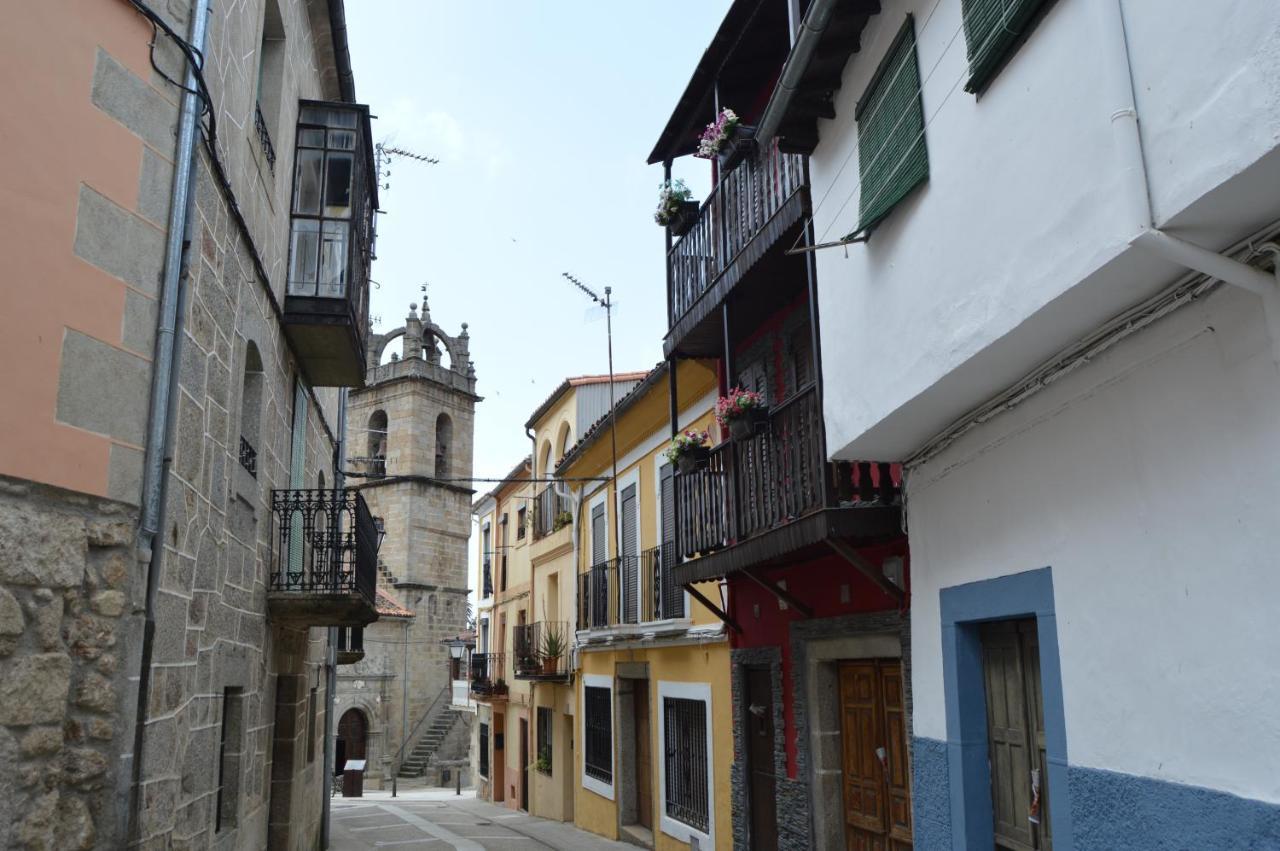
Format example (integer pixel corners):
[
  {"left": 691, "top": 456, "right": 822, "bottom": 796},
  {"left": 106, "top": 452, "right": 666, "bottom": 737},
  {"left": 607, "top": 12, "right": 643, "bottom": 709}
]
[
  {"left": 563, "top": 272, "right": 620, "bottom": 562},
  {"left": 372, "top": 140, "right": 439, "bottom": 261}
]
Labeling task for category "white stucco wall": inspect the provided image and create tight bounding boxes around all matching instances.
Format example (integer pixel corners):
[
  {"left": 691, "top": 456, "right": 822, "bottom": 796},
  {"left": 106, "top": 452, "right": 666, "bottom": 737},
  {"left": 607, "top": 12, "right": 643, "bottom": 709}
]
[
  {"left": 907, "top": 282, "right": 1280, "bottom": 804},
  {"left": 808, "top": 0, "right": 1280, "bottom": 460}
]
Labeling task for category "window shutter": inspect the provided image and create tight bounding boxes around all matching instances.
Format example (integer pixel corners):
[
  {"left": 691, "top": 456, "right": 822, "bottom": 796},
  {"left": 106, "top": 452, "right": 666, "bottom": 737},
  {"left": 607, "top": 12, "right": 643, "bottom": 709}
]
[
  {"left": 851, "top": 16, "right": 928, "bottom": 238},
  {"left": 659, "top": 463, "right": 682, "bottom": 618},
  {"left": 620, "top": 484, "right": 638, "bottom": 623},
  {"left": 591, "top": 503, "right": 606, "bottom": 565},
  {"left": 961, "top": 0, "right": 1047, "bottom": 93}
]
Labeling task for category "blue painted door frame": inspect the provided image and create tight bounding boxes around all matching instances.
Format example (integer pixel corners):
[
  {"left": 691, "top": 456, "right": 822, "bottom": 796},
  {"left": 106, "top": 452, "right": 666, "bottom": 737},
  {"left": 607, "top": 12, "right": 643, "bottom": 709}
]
[{"left": 939, "top": 567, "right": 1074, "bottom": 850}]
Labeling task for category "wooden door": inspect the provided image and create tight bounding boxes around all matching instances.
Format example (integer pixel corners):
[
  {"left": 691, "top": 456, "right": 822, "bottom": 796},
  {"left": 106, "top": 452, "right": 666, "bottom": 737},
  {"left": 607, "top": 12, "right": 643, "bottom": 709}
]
[
  {"left": 839, "top": 661, "right": 912, "bottom": 850},
  {"left": 635, "top": 684, "right": 653, "bottom": 829},
  {"left": 981, "top": 620, "right": 1051, "bottom": 851},
  {"left": 745, "top": 667, "right": 779, "bottom": 851},
  {"left": 519, "top": 718, "right": 529, "bottom": 811},
  {"left": 493, "top": 713, "right": 505, "bottom": 802}
]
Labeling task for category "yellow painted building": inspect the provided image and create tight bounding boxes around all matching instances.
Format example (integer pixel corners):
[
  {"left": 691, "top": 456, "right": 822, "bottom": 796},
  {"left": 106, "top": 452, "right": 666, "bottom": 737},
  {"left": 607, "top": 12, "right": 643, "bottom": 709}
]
[{"left": 558, "top": 359, "right": 735, "bottom": 850}]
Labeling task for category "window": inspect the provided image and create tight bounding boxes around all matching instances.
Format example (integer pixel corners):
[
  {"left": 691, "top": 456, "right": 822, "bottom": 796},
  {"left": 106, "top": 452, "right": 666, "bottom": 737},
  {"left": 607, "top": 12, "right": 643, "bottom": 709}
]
[
  {"left": 961, "top": 0, "right": 1049, "bottom": 93},
  {"left": 516, "top": 506, "right": 527, "bottom": 540},
  {"left": 479, "top": 722, "right": 490, "bottom": 778},
  {"left": 306, "top": 686, "right": 318, "bottom": 763},
  {"left": 536, "top": 707, "right": 553, "bottom": 774},
  {"left": 254, "top": 0, "right": 284, "bottom": 169},
  {"left": 851, "top": 16, "right": 928, "bottom": 238},
  {"left": 499, "top": 514, "right": 509, "bottom": 591},
  {"left": 216, "top": 687, "right": 244, "bottom": 832},
  {"left": 658, "top": 682, "right": 714, "bottom": 846},
  {"left": 288, "top": 106, "right": 361, "bottom": 298},
  {"left": 238, "top": 342, "right": 263, "bottom": 478},
  {"left": 481, "top": 523, "right": 493, "bottom": 598},
  {"left": 435, "top": 413, "right": 452, "bottom": 477},
  {"left": 658, "top": 462, "right": 684, "bottom": 619},
  {"left": 367, "top": 410, "right": 387, "bottom": 478},
  {"left": 582, "top": 675, "right": 613, "bottom": 798}
]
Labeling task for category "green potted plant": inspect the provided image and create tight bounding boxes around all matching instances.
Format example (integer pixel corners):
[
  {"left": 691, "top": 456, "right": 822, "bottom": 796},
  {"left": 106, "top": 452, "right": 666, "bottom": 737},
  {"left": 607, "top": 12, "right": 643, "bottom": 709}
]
[
  {"left": 716, "top": 387, "right": 769, "bottom": 441},
  {"left": 552, "top": 510, "right": 573, "bottom": 532},
  {"left": 665, "top": 429, "right": 711, "bottom": 474},
  {"left": 533, "top": 754, "right": 552, "bottom": 774},
  {"left": 655, "top": 179, "right": 699, "bottom": 236},
  {"left": 540, "top": 623, "right": 566, "bottom": 675}
]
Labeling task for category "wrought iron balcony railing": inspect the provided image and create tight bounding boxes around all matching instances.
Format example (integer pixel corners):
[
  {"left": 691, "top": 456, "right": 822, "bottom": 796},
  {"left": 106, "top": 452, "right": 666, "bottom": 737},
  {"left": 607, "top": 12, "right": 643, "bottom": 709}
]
[
  {"left": 254, "top": 102, "right": 276, "bottom": 173},
  {"left": 469, "top": 652, "right": 508, "bottom": 697},
  {"left": 512, "top": 621, "right": 570, "bottom": 680},
  {"left": 577, "top": 547, "right": 684, "bottom": 632},
  {"left": 268, "top": 488, "right": 377, "bottom": 626},
  {"left": 532, "top": 484, "right": 572, "bottom": 539},
  {"left": 239, "top": 435, "right": 257, "bottom": 478},
  {"left": 667, "top": 141, "right": 806, "bottom": 331},
  {"left": 676, "top": 385, "right": 900, "bottom": 559}
]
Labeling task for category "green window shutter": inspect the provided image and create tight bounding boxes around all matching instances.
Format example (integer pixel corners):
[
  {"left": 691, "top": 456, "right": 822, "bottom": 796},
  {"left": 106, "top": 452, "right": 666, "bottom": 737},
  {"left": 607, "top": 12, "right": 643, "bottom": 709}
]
[
  {"left": 961, "top": 0, "right": 1047, "bottom": 93},
  {"left": 851, "top": 16, "right": 928, "bottom": 239}
]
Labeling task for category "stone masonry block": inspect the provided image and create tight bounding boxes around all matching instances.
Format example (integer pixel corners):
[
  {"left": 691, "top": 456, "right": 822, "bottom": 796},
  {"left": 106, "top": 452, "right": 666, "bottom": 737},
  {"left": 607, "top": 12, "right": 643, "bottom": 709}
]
[
  {"left": 73, "top": 184, "right": 164, "bottom": 297},
  {"left": 56, "top": 329, "right": 151, "bottom": 446},
  {"left": 91, "top": 48, "right": 176, "bottom": 152},
  {"left": 0, "top": 653, "right": 72, "bottom": 725},
  {"left": 0, "top": 502, "right": 86, "bottom": 588},
  {"left": 108, "top": 442, "right": 144, "bottom": 506},
  {"left": 137, "top": 145, "right": 174, "bottom": 227}
]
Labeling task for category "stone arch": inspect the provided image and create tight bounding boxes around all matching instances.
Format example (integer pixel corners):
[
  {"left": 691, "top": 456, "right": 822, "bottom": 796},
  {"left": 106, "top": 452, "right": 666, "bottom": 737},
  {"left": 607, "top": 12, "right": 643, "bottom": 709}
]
[
  {"left": 555, "top": 420, "right": 573, "bottom": 463},
  {"left": 239, "top": 341, "right": 265, "bottom": 464},
  {"left": 538, "top": 439, "right": 553, "bottom": 479},
  {"left": 336, "top": 707, "right": 369, "bottom": 776},
  {"left": 435, "top": 413, "right": 452, "bottom": 478},
  {"left": 371, "top": 327, "right": 406, "bottom": 367},
  {"left": 423, "top": 322, "right": 462, "bottom": 368}
]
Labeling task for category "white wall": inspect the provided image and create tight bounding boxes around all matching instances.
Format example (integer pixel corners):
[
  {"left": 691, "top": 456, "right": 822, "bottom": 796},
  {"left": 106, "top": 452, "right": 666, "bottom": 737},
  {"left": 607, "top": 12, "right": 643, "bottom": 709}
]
[
  {"left": 907, "top": 282, "right": 1280, "bottom": 804},
  {"left": 808, "top": 0, "right": 1280, "bottom": 461}
]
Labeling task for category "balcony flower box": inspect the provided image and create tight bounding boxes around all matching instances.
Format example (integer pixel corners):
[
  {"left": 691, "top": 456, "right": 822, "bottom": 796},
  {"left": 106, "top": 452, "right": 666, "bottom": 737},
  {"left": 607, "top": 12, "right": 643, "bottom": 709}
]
[
  {"left": 717, "top": 388, "right": 769, "bottom": 442},
  {"left": 716, "top": 124, "right": 757, "bottom": 174},
  {"left": 655, "top": 179, "right": 700, "bottom": 237},
  {"left": 666, "top": 429, "right": 711, "bottom": 474}
]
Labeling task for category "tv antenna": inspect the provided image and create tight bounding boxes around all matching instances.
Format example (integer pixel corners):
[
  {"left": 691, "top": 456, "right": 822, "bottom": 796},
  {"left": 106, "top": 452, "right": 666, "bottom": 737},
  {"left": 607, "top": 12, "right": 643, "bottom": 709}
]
[{"left": 563, "top": 272, "right": 621, "bottom": 559}]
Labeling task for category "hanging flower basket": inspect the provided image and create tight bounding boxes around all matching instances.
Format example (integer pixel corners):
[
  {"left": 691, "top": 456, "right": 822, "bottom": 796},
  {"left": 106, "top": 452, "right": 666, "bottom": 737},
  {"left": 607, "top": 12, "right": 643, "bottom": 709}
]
[
  {"left": 668, "top": 200, "right": 700, "bottom": 236},
  {"left": 666, "top": 429, "right": 711, "bottom": 473},
  {"left": 694, "top": 108, "right": 741, "bottom": 160},
  {"left": 655, "top": 179, "right": 699, "bottom": 235},
  {"left": 716, "top": 124, "right": 757, "bottom": 174},
  {"left": 717, "top": 388, "right": 769, "bottom": 441}
]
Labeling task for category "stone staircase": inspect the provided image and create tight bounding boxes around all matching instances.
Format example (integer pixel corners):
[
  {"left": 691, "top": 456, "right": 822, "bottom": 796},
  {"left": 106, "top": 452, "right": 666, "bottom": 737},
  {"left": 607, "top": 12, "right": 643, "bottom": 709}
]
[{"left": 397, "top": 702, "right": 466, "bottom": 779}]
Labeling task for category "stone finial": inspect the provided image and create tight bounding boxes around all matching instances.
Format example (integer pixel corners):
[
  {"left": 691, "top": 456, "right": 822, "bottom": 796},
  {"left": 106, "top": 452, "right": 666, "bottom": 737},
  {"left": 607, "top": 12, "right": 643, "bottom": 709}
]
[
  {"left": 467, "top": 360, "right": 476, "bottom": 378},
  {"left": 404, "top": 302, "right": 424, "bottom": 360},
  {"left": 390, "top": 352, "right": 399, "bottom": 362}
]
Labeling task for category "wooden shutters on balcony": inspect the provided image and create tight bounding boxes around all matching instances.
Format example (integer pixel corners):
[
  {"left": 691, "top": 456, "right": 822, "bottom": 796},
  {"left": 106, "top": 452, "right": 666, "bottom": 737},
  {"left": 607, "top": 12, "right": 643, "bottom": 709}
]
[
  {"left": 620, "top": 484, "right": 638, "bottom": 623},
  {"left": 659, "top": 463, "right": 683, "bottom": 619},
  {"left": 591, "top": 503, "right": 606, "bottom": 566},
  {"left": 852, "top": 16, "right": 928, "bottom": 238},
  {"left": 961, "top": 0, "right": 1048, "bottom": 93},
  {"left": 286, "top": 380, "right": 308, "bottom": 579}
]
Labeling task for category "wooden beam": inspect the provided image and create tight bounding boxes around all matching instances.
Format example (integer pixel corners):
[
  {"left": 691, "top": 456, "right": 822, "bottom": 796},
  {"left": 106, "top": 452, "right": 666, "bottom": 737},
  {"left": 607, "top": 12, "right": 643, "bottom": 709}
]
[
  {"left": 685, "top": 583, "right": 742, "bottom": 634},
  {"left": 742, "top": 569, "right": 814, "bottom": 618},
  {"left": 826, "top": 538, "right": 905, "bottom": 604}
]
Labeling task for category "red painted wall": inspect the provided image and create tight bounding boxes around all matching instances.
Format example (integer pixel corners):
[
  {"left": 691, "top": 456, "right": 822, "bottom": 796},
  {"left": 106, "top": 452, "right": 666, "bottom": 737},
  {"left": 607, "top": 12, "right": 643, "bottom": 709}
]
[{"left": 729, "top": 538, "right": 909, "bottom": 778}]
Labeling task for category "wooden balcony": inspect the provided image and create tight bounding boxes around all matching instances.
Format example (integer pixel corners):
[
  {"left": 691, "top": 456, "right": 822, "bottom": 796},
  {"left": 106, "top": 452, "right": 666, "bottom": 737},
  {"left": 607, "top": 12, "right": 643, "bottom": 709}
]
[
  {"left": 666, "top": 141, "right": 808, "bottom": 357},
  {"left": 672, "top": 386, "right": 903, "bottom": 586},
  {"left": 267, "top": 488, "right": 379, "bottom": 627}
]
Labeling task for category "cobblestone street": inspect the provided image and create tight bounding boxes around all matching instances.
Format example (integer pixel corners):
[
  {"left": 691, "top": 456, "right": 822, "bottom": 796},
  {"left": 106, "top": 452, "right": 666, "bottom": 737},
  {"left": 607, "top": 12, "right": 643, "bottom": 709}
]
[{"left": 331, "top": 789, "right": 634, "bottom": 850}]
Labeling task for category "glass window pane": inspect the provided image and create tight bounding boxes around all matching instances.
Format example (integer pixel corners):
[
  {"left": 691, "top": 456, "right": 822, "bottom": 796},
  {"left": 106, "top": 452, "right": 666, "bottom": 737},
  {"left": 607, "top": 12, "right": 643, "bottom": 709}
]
[
  {"left": 329, "top": 109, "right": 359, "bottom": 128},
  {"left": 323, "top": 153, "right": 354, "bottom": 218},
  {"left": 328, "top": 129, "right": 357, "bottom": 150},
  {"left": 287, "top": 219, "right": 320, "bottom": 295},
  {"left": 300, "top": 106, "right": 329, "bottom": 125},
  {"left": 318, "top": 220, "right": 349, "bottom": 298},
  {"left": 292, "top": 149, "right": 323, "bottom": 215},
  {"left": 298, "top": 128, "right": 325, "bottom": 147}
]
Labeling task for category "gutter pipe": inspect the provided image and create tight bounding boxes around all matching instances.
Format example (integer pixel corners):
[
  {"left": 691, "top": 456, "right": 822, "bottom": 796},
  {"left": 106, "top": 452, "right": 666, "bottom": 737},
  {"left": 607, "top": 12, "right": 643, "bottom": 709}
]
[
  {"left": 326, "top": 0, "right": 356, "bottom": 102},
  {"left": 1101, "top": 0, "right": 1280, "bottom": 357},
  {"left": 754, "top": 0, "right": 839, "bottom": 150},
  {"left": 128, "top": 0, "right": 210, "bottom": 841},
  {"left": 322, "top": 387, "right": 349, "bottom": 847}
]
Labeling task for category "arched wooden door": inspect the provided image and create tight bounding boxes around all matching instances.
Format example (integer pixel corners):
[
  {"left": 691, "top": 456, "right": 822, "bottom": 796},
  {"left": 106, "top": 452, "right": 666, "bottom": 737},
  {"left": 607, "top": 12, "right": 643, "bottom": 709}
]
[{"left": 336, "top": 708, "right": 368, "bottom": 775}]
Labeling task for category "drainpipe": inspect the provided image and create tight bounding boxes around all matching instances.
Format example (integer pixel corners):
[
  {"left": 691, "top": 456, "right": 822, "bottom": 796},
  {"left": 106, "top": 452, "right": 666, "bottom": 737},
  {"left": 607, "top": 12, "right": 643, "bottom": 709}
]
[
  {"left": 127, "top": 1, "right": 210, "bottom": 842},
  {"left": 322, "top": 387, "right": 348, "bottom": 847},
  {"left": 1100, "top": 0, "right": 1280, "bottom": 359},
  {"left": 755, "top": 0, "right": 839, "bottom": 149}
]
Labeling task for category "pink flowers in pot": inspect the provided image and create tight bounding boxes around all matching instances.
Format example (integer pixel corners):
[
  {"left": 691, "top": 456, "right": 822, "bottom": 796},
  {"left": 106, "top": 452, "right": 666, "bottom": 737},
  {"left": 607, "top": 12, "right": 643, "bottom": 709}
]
[
  {"left": 694, "top": 108, "right": 740, "bottom": 159},
  {"left": 715, "top": 387, "right": 766, "bottom": 427},
  {"left": 665, "top": 429, "right": 710, "bottom": 463}
]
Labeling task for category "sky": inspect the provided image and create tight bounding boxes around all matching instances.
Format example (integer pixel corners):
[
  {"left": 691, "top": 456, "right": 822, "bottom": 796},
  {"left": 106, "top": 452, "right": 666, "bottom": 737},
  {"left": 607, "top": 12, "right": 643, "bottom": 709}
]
[{"left": 345, "top": 1, "right": 732, "bottom": 485}]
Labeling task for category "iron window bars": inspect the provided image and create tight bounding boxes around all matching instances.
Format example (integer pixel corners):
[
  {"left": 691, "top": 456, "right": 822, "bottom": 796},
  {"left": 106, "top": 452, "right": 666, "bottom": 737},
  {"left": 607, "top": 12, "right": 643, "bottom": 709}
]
[
  {"left": 583, "top": 685, "right": 612, "bottom": 784},
  {"left": 664, "top": 696, "right": 710, "bottom": 833}
]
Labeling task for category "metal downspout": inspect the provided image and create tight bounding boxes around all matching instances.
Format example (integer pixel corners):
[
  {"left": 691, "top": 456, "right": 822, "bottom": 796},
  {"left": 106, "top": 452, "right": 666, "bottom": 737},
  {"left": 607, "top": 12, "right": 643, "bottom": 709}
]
[
  {"left": 1101, "top": 0, "right": 1280, "bottom": 359},
  {"left": 755, "top": 0, "right": 839, "bottom": 148},
  {"left": 127, "top": 1, "right": 210, "bottom": 842}
]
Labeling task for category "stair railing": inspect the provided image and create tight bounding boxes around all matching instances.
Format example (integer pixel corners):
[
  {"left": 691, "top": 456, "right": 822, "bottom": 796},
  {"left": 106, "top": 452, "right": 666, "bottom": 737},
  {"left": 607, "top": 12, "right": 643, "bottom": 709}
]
[{"left": 391, "top": 684, "right": 451, "bottom": 796}]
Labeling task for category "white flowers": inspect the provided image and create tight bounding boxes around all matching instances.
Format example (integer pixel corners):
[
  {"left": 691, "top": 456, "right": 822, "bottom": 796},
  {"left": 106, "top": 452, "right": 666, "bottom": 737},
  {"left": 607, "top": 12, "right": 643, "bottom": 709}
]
[{"left": 694, "top": 108, "right": 741, "bottom": 159}]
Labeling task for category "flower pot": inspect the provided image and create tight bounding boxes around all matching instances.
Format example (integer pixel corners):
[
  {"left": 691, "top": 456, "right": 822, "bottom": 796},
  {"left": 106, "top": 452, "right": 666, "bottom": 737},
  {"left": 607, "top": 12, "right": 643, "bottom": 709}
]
[
  {"left": 541, "top": 656, "right": 559, "bottom": 675},
  {"left": 669, "top": 200, "right": 700, "bottom": 237},
  {"left": 717, "top": 124, "right": 757, "bottom": 173},
  {"left": 728, "top": 406, "right": 770, "bottom": 441},
  {"left": 677, "top": 445, "right": 711, "bottom": 474}
]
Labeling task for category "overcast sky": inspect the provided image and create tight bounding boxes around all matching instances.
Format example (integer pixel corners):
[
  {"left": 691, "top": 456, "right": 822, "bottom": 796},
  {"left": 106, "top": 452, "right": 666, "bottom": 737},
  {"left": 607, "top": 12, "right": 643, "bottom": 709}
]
[{"left": 345, "top": 1, "right": 730, "bottom": 484}]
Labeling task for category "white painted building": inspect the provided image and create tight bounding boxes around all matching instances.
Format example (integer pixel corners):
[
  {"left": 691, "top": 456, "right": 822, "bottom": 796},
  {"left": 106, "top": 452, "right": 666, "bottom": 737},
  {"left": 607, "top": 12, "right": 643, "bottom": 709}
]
[{"left": 761, "top": 0, "right": 1280, "bottom": 846}]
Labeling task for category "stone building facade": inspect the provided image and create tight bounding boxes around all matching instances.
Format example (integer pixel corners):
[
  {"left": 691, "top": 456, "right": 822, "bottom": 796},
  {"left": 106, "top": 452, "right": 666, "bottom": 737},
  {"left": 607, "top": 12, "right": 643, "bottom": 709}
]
[
  {"left": 0, "top": 1, "right": 376, "bottom": 848},
  {"left": 335, "top": 302, "right": 478, "bottom": 788}
]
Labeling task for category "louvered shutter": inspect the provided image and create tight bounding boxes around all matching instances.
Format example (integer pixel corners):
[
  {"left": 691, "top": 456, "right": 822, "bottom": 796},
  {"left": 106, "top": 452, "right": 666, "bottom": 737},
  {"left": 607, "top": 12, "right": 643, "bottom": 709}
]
[
  {"left": 287, "top": 380, "right": 309, "bottom": 583},
  {"left": 851, "top": 16, "right": 928, "bottom": 238},
  {"left": 591, "top": 502, "right": 606, "bottom": 566},
  {"left": 620, "top": 484, "right": 638, "bottom": 623},
  {"left": 961, "top": 0, "right": 1047, "bottom": 93},
  {"left": 659, "top": 463, "right": 683, "bottom": 619}
]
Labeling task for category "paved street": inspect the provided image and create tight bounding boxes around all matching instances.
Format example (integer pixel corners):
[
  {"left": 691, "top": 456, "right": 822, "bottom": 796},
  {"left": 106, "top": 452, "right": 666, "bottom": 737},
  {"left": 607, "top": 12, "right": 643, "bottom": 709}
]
[{"left": 330, "top": 789, "right": 634, "bottom": 850}]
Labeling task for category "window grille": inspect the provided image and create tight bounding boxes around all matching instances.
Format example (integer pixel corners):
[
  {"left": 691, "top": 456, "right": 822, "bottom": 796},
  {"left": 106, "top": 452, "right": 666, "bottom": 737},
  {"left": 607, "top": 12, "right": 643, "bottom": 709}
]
[
  {"left": 479, "top": 722, "right": 490, "bottom": 778},
  {"left": 852, "top": 16, "right": 928, "bottom": 238},
  {"left": 584, "top": 686, "right": 612, "bottom": 784},
  {"left": 663, "top": 696, "right": 709, "bottom": 833},
  {"left": 961, "top": 0, "right": 1048, "bottom": 93},
  {"left": 537, "top": 707, "right": 553, "bottom": 773}
]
